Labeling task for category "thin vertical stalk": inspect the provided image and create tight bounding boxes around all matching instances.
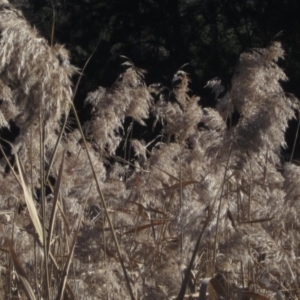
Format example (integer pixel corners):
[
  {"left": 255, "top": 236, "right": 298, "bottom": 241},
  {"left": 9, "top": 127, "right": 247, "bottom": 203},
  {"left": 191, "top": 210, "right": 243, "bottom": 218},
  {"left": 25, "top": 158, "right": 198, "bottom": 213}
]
[
  {"left": 40, "top": 117, "right": 50, "bottom": 300},
  {"left": 34, "top": 237, "right": 39, "bottom": 299},
  {"left": 128, "top": 121, "right": 134, "bottom": 164},
  {"left": 241, "top": 261, "right": 244, "bottom": 288},
  {"left": 123, "top": 119, "right": 133, "bottom": 162},
  {"left": 50, "top": 0, "right": 56, "bottom": 47},
  {"left": 291, "top": 112, "right": 300, "bottom": 162},
  {"left": 263, "top": 146, "right": 269, "bottom": 184},
  {"left": 212, "top": 140, "right": 234, "bottom": 274},
  {"left": 176, "top": 194, "right": 218, "bottom": 300},
  {"left": 237, "top": 185, "right": 240, "bottom": 223},
  {"left": 180, "top": 154, "right": 183, "bottom": 255},
  {"left": 248, "top": 183, "right": 252, "bottom": 221},
  {"left": 70, "top": 101, "right": 135, "bottom": 300}
]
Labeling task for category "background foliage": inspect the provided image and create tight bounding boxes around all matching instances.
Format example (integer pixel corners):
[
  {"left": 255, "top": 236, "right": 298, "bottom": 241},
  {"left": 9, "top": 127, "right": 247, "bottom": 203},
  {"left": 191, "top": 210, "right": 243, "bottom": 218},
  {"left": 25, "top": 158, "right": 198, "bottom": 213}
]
[{"left": 14, "top": 0, "right": 300, "bottom": 88}]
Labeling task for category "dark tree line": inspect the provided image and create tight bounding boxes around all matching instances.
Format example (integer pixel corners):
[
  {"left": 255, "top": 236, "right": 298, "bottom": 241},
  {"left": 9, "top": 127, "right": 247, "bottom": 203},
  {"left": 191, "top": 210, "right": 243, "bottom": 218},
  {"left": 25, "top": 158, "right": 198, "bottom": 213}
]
[
  {"left": 11, "top": 0, "right": 300, "bottom": 154},
  {"left": 15, "top": 0, "right": 300, "bottom": 88}
]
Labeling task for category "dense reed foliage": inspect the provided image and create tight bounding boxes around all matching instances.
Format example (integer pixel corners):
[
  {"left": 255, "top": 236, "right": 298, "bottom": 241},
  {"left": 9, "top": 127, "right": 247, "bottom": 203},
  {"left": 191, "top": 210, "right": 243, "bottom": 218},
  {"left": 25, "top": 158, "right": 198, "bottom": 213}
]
[{"left": 0, "top": 1, "right": 300, "bottom": 299}]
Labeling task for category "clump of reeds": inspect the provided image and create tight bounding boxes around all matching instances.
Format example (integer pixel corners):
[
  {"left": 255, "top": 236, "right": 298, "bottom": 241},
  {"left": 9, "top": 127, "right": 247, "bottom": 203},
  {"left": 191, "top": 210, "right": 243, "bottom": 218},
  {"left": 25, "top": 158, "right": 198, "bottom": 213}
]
[
  {"left": 84, "top": 58, "right": 152, "bottom": 154},
  {"left": 0, "top": 1, "right": 76, "bottom": 188},
  {"left": 0, "top": 1, "right": 300, "bottom": 299}
]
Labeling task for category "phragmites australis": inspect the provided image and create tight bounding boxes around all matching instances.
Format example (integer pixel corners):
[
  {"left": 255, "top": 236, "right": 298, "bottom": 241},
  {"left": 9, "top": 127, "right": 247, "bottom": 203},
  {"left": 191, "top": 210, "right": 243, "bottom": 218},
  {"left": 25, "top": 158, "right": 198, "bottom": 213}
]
[
  {"left": 84, "top": 58, "right": 152, "bottom": 154},
  {"left": 0, "top": 2, "right": 76, "bottom": 155},
  {"left": 0, "top": 3, "right": 300, "bottom": 298}
]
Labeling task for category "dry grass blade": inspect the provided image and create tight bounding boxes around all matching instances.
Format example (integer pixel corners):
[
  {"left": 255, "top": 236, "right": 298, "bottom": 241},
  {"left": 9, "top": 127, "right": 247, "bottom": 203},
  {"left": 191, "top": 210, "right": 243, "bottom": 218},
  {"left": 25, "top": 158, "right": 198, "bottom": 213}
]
[
  {"left": 55, "top": 233, "right": 78, "bottom": 299},
  {"left": 290, "top": 113, "right": 300, "bottom": 161},
  {"left": 6, "top": 238, "right": 37, "bottom": 300},
  {"left": 48, "top": 252, "right": 76, "bottom": 299},
  {"left": 122, "top": 220, "right": 170, "bottom": 235},
  {"left": 212, "top": 138, "right": 235, "bottom": 275},
  {"left": 70, "top": 101, "right": 135, "bottom": 300},
  {"left": 0, "top": 210, "right": 14, "bottom": 215},
  {"left": 14, "top": 148, "right": 44, "bottom": 245},
  {"left": 129, "top": 201, "right": 149, "bottom": 218},
  {"left": 108, "top": 153, "right": 150, "bottom": 173},
  {"left": 56, "top": 191, "right": 88, "bottom": 300},
  {"left": 0, "top": 140, "right": 21, "bottom": 187},
  {"left": 242, "top": 291, "right": 270, "bottom": 300},
  {"left": 40, "top": 118, "right": 50, "bottom": 300},
  {"left": 129, "top": 201, "right": 167, "bottom": 216},
  {"left": 55, "top": 201, "right": 71, "bottom": 236},
  {"left": 177, "top": 195, "right": 217, "bottom": 300},
  {"left": 47, "top": 150, "right": 65, "bottom": 255},
  {"left": 50, "top": 0, "right": 56, "bottom": 47},
  {"left": 100, "top": 244, "right": 119, "bottom": 261},
  {"left": 239, "top": 217, "right": 274, "bottom": 224},
  {"left": 152, "top": 165, "right": 181, "bottom": 181}
]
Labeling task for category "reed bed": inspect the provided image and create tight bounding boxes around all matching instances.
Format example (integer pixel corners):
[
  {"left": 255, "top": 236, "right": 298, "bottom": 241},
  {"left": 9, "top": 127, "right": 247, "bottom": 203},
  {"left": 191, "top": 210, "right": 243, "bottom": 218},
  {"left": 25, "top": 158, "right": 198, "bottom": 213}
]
[{"left": 0, "top": 2, "right": 299, "bottom": 299}]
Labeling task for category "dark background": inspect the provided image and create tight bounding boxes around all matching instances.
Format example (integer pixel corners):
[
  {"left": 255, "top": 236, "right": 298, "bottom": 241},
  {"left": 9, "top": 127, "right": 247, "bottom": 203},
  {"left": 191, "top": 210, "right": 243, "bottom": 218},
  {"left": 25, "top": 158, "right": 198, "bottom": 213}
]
[{"left": 11, "top": 0, "right": 300, "bottom": 157}]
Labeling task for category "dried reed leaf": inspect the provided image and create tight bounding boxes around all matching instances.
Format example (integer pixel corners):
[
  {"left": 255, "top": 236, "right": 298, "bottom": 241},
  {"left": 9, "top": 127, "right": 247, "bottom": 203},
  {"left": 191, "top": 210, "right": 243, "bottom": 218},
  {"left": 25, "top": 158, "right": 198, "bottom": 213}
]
[
  {"left": 108, "top": 153, "right": 150, "bottom": 173},
  {"left": 152, "top": 165, "right": 181, "bottom": 181},
  {"left": 239, "top": 217, "right": 274, "bottom": 224},
  {"left": 56, "top": 201, "right": 71, "bottom": 236},
  {"left": 47, "top": 150, "right": 65, "bottom": 255},
  {"left": 122, "top": 220, "right": 169, "bottom": 235},
  {"left": 100, "top": 244, "right": 119, "bottom": 262},
  {"left": 129, "top": 201, "right": 167, "bottom": 217},
  {"left": 0, "top": 210, "right": 14, "bottom": 214},
  {"left": 48, "top": 252, "right": 76, "bottom": 299},
  {"left": 6, "top": 238, "right": 37, "bottom": 300},
  {"left": 147, "top": 206, "right": 167, "bottom": 215},
  {"left": 242, "top": 291, "right": 270, "bottom": 300},
  {"left": 0, "top": 140, "right": 22, "bottom": 187},
  {"left": 15, "top": 150, "right": 43, "bottom": 245},
  {"left": 129, "top": 201, "right": 149, "bottom": 218}
]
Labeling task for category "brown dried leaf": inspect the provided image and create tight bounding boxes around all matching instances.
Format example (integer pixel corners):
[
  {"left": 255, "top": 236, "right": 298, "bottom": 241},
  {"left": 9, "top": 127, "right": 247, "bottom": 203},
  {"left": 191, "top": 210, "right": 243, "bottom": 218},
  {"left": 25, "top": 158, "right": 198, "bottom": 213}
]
[
  {"left": 122, "top": 220, "right": 169, "bottom": 235},
  {"left": 6, "top": 238, "right": 37, "bottom": 300}
]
